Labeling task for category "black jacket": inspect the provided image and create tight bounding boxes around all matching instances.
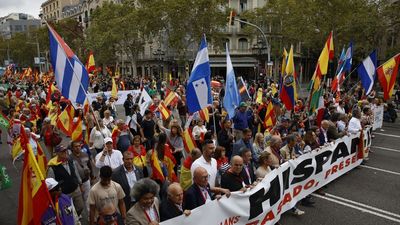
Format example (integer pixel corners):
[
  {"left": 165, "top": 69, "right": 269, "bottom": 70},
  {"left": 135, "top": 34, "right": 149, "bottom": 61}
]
[
  {"left": 112, "top": 165, "right": 143, "bottom": 210},
  {"left": 184, "top": 184, "right": 213, "bottom": 210},
  {"left": 160, "top": 199, "right": 183, "bottom": 222}
]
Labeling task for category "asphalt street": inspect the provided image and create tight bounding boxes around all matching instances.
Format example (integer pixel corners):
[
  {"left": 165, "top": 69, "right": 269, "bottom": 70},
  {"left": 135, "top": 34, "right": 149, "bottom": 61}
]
[{"left": 0, "top": 120, "right": 399, "bottom": 225}]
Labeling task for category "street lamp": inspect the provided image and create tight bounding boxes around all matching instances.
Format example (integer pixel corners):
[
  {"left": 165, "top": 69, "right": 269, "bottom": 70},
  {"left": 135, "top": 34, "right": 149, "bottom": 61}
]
[{"left": 153, "top": 48, "right": 165, "bottom": 80}]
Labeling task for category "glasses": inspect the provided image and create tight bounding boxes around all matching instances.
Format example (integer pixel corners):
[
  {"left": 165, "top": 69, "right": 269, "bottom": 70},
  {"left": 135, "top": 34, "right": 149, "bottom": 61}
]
[
  {"left": 233, "top": 164, "right": 243, "bottom": 167},
  {"left": 103, "top": 212, "right": 118, "bottom": 222}
]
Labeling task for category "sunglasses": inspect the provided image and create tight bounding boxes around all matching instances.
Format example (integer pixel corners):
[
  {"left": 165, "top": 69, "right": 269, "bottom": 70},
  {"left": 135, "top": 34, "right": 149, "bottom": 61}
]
[{"left": 103, "top": 212, "right": 118, "bottom": 222}]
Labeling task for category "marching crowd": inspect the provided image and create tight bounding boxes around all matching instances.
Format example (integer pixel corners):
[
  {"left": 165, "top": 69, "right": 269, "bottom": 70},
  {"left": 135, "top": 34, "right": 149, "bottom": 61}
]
[{"left": 0, "top": 72, "right": 394, "bottom": 225}]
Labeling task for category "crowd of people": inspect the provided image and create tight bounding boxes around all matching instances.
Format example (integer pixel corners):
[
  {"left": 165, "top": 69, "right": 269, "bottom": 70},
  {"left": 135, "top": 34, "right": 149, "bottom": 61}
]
[{"left": 0, "top": 71, "right": 396, "bottom": 225}]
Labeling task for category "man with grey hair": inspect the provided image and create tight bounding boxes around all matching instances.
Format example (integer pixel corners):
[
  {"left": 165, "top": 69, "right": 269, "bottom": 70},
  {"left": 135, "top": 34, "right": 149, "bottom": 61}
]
[
  {"left": 160, "top": 183, "right": 191, "bottom": 221},
  {"left": 280, "top": 134, "right": 297, "bottom": 162},
  {"left": 265, "top": 135, "right": 283, "bottom": 168}
]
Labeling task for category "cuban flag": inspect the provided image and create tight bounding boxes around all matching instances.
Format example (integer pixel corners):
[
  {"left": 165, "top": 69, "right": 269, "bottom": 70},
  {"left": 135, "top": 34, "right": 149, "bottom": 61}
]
[
  {"left": 357, "top": 50, "right": 377, "bottom": 95},
  {"left": 186, "top": 35, "right": 212, "bottom": 113},
  {"left": 48, "top": 24, "right": 89, "bottom": 104}
]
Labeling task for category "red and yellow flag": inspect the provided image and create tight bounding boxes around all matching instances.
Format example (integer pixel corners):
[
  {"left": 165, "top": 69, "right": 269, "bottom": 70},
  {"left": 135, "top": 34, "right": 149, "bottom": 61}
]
[
  {"left": 183, "top": 128, "right": 197, "bottom": 153},
  {"left": 71, "top": 117, "right": 83, "bottom": 141},
  {"left": 56, "top": 104, "right": 75, "bottom": 136},
  {"left": 18, "top": 127, "right": 53, "bottom": 225},
  {"left": 158, "top": 101, "right": 171, "bottom": 120},
  {"left": 198, "top": 107, "right": 209, "bottom": 123},
  {"left": 264, "top": 102, "right": 276, "bottom": 129},
  {"left": 111, "top": 77, "right": 118, "bottom": 99},
  {"left": 164, "top": 145, "right": 178, "bottom": 182},
  {"left": 164, "top": 90, "right": 179, "bottom": 107},
  {"left": 150, "top": 149, "right": 165, "bottom": 182},
  {"left": 86, "top": 51, "right": 96, "bottom": 74},
  {"left": 377, "top": 53, "right": 400, "bottom": 100}
]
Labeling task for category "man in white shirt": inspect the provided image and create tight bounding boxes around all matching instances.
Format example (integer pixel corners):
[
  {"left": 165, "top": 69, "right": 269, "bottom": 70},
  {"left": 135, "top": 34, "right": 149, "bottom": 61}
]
[
  {"left": 95, "top": 137, "right": 123, "bottom": 170},
  {"left": 191, "top": 139, "right": 218, "bottom": 188},
  {"left": 348, "top": 108, "right": 362, "bottom": 134}
]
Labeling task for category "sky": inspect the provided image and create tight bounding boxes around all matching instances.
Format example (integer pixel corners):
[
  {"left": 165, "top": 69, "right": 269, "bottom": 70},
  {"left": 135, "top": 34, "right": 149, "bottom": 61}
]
[{"left": 0, "top": 0, "right": 43, "bottom": 18}]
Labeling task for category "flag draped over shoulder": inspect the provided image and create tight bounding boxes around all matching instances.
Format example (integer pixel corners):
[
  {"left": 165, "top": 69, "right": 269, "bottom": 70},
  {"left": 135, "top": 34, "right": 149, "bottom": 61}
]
[
  {"left": 280, "top": 45, "right": 297, "bottom": 110},
  {"left": 186, "top": 35, "right": 212, "bottom": 113},
  {"left": 377, "top": 53, "right": 400, "bottom": 100},
  {"left": 18, "top": 127, "right": 52, "bottom": 225},
  {"left": 223, "top": 44, "right": 241, "bottom": 119},
  {"left": 48, "top": 24, "right": 89, "bottom": 105},
  {"left": 150, "top": 150, "right": 165, "bottom": 182},
  {"left": 357, "top": 50, "right": 377, "bottom": 95},
  {"left": 158, "top": 101, "right": 171, "bottom": 120},
  {"left": 71, "top": 117, "right": 83, "bottom": 141}
]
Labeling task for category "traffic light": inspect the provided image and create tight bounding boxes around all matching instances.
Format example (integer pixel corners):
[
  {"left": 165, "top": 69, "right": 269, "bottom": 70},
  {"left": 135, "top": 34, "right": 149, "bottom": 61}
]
[{"left": 228, "top": 10, "right": 236, "bottom": 26}]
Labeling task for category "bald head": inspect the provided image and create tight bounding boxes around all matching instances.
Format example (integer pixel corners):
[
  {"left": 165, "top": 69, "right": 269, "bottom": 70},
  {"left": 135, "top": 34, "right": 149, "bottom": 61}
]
[
  {"left": 193, "top": 167, "right": 208, "bottom": 188},
  {"left": 321, "top": 120, "right": 330, "bottom": 129},
  {"left": 230, "top": 156, "right": 244, "bottom": 174},
  {"left": 167, "top": 182, "right": 184, "bottom": 204}
]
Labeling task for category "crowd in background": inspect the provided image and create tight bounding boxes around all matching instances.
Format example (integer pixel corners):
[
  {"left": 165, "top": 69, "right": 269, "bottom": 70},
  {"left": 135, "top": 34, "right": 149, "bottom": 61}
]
[{"left": 0, "top": 71, "right": 398, "bottom": 225}]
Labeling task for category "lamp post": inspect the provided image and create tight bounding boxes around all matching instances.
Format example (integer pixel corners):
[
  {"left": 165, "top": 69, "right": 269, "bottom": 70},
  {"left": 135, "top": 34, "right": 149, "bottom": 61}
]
[
  {"left": 252, "top": 39, "right": 268, "bottom": 83},
  {"left": 153, "top": 48, "right": 165, "bottom": 80}
]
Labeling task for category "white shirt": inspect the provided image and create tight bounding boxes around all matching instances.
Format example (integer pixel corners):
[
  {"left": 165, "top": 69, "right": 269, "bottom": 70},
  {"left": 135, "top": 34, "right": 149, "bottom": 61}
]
[
  {"left": 95, "top": 150, "right": 123, "bottom": 170},
  {"left": 191, "top": 156, "right": 218, "bottom": 188},
  {"left": 337, "top": 106, "right": 346, "bottom": 114},
  {"left": 124, "top": 166, "right": 137, "bottom": 189},
  {"left": 90, "top": 127, "right": 112, "bottom": 149},
  {"left": 348, "top": 117, "right": 362, "bottom": 134},
  {"left": 337, "top": 120, "right": 346, "bottom": 132}
]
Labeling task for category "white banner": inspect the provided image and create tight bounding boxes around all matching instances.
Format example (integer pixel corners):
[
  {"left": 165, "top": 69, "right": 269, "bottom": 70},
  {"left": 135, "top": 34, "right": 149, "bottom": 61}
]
[
  {"left": 87, "top": 90, "right": 141, "bottom": 105},
  {"left": 162, "top": 128, "right": 371, "bottom": 225},
  {"left": 372, "top": 105, "right": 383, "bottom": 131}
]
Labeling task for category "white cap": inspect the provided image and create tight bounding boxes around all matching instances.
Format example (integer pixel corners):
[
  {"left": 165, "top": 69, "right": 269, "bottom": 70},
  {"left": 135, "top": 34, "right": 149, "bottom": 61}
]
[
  {"left": 45, "top": 178, "right": 59, "bottom": 191},
  {"left": 104, "top": 137, "right": 113, "bottom": 143}
]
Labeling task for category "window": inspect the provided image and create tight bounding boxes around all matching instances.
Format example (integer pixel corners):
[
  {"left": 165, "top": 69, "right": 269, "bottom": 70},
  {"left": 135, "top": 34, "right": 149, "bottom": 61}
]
[
  {"left": 14, "top": 25, "right": 22, "bottom": 31},
  {"left": 57, "top": 1, "right": 59, "bottom": 8},
  {"left": 238, "top": 38, "right": 248, "bottom": 50},
  {"left": 57, "top": 10, "right": 59, "bottom": 18},
  {"left": 240, "top": 0, "right": 247, "bottom": 12}
]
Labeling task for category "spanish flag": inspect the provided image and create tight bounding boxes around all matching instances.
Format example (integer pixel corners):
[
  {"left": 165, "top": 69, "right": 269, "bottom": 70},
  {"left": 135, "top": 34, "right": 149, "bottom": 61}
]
[
  {"left": 18, "top": 126, "right": 53, "bottom": 225},
  {"left": 71, "top": 117, "right": 83, "bottom": 141},
  {"left": 128, "top": 145, "right": 147, "bottom": 169},
  {"left": 198, "top": 107, "right": 209, "bottom": 123},
  {"left": 86, "top": 51, "right": 96, "bottom": 74},
  {"left": 164, "top": 145, "right": 178, "bottom": 182},
  {"left": 183, "top": 128, "right": 197, "bottom": 154},
  {"left": 376, "top": 53, "right": 400, "bottom": 101},
  {"left": 56, "top": 104, "right": 75, "bottom": 136},
  {"left": 264, "top": 102, "right": 276, "bottom": 129},
  {"left": 158, "top": 101, "right": 171, "bottom": 120},
  {"left": 164, "top": 90, "right": 179, "bottom": 107},
  {"left": 150, "top": 149, "right": 165, "bottom": 182}
]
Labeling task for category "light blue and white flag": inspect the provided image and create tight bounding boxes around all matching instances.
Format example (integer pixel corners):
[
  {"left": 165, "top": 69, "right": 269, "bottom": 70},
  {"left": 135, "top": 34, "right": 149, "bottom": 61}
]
[
  {"left": 186, "top": 35, "right": 212, "bottom": 113},
  {"left": 357, "top": 50, "right": 377, "bottom": 95},
  {"left": 223, "top": 43, "right": 240, "bottom": 119},
  {"left": 48, "top": 24, "right": 89, "bottom": 104}
]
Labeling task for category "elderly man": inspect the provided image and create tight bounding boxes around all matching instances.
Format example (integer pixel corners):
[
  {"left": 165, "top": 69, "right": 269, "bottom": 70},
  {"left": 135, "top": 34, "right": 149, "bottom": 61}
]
[
  {"left": 160, "top": 183, "right": 191, "bottom": 221},
  {"left": 112, "top": 151, "right": 144, "bottom": 210},
  {"left": 184, "top": 167, "right": 230, "bottom": 210},
  {"left": 95, "top": 137, "right": 123, "bottom": 170},
  {"left": 265, "top": 135, "right": 283, "bottom": 168},
  {"left": 221, "top": 156, "right": 247, "bottom": 192},
  {"left": 280, "top": 134, "right": 297, "bottom": 162}
]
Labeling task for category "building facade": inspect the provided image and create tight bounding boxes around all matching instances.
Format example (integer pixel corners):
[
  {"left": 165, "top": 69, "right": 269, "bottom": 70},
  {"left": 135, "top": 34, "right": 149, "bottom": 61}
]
[{"left": 0, "top": 13, "right": 40, "bottom": 39}]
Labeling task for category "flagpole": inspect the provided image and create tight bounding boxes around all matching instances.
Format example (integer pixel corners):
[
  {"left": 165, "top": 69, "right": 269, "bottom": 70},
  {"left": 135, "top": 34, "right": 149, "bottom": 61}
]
[{"left": 45, "top": 21, "right": 101, "bottom": 131}]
